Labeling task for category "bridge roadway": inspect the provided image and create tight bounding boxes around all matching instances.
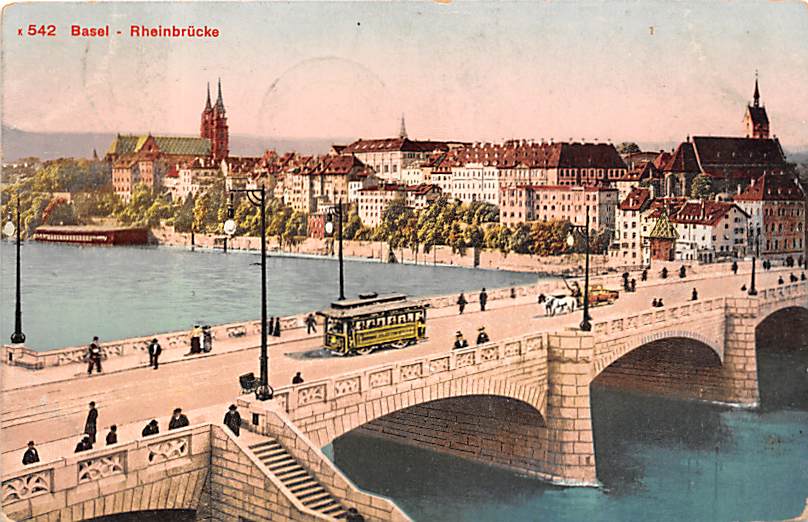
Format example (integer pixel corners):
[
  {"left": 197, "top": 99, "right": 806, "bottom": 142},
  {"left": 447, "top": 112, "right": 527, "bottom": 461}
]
[{"left": 0, "top": 268, "right": 795, "bottom": 458}]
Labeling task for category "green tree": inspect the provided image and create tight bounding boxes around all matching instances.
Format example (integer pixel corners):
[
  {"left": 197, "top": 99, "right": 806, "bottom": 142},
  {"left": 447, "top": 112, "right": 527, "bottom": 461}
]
[
  {"left": 617, "top": 142, "right": 641, "bottom": 154},
  {"left": 509, "top": 223, "right": 532, "bottom": 254},
  {"left": 690, "top": 174, "right": 713, "bottom": 199}
]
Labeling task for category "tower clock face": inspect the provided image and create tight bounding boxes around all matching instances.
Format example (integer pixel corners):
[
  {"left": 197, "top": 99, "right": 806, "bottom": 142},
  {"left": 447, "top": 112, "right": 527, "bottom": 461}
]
[{"left": 325, "top": 221, "right": 334, "bottom": 235}]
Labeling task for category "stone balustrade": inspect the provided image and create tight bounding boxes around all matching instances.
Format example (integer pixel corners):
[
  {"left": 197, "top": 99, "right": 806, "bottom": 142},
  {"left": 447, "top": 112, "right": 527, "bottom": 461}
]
[
  {"left": 1, "top": 425, "right": 210, "bottom": 521},
  {"left": 591, "top": 297, "right": 727, "bottom": 338},
  {"left": 2, "top": 280, "right": 564, "bottom": 370}
]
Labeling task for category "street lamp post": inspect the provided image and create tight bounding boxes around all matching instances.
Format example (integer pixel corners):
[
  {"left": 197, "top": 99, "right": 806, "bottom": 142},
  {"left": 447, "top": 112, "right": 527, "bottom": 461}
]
[
  {"left": 4, "top": 193, "right": 25, "bottom": 344},
  {"left": 748, "top": 228, "right": 759, "bottom": 296},
  {"left": 325, "top": 201, "right": 345, "bottom": 301},
  {"left": 224, "top": 187, "right": 272, "bottom": 401},
  {"left": 567, "top": 205, "right": 592, "bottom": 331}
]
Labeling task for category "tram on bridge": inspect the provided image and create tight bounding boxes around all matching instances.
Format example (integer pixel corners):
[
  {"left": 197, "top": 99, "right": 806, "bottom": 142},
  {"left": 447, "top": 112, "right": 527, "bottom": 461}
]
[{"left": 317, "top": 293, "right": 427, "bottom": 356}]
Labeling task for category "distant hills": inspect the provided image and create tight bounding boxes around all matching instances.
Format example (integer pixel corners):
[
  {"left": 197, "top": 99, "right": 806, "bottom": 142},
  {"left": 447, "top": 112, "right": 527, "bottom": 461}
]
[
  {"left": 2, "top": 125, "right": 807, "bottom": 165},
  {"left": 1, "top": 125, "right": 350, "bottom": 163}
]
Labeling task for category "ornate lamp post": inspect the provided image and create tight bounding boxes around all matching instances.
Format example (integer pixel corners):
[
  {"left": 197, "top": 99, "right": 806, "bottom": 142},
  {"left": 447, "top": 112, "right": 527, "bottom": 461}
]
[
  {"left": 4, "top": 193, "right": 25, "bottom": 344},
  {"left": 567, "top": 205, "right": 592, "bottom": 331},
  {"left": 325, "top": 200, "right": 345, "bottom": 301},
  {"left": 224, "top": 187, "right": 272, "bottom": 401},
  {"left": 748, "top": 227, "right": 759, "bottom": 296}
]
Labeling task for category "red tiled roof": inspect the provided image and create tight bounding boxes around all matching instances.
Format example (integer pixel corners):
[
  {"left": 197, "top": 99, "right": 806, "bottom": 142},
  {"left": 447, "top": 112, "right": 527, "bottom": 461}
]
[
  {"left": 429, "top": 141, "right": 626, "bottom": 171},
  {"left": 662, "top": 142, "right": 700, "bottom": 173},
  {"left": 691, "top": 136, "right": 785, "bottom": 167},
  {"left": 734, "top": 173, "right": 805, "bottom": 202},
  {"left": 653, "top": 151, "right": 672, "bottom": 170},
  {"left": 646, "top": 197, "right": 687, "bottom": 219},
  {"left": 746, "top": 105, "right": 769, "bottom": 125},
  {"left": 669, "top": 200, "right": 748, "bottom": 226},
  {"left": 619, "top": 187, "right": 652, "bottom": 211}
]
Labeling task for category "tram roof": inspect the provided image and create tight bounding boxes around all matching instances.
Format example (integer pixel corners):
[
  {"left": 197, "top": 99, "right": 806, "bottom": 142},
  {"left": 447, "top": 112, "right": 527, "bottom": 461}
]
[{"left": 317, "top": 293, "right": 423, "bottom": 318}]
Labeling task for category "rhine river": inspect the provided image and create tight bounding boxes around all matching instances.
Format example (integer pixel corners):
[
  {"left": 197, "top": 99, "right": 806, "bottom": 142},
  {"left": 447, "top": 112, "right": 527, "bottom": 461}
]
[{"left": 2, "top": 242, "right": 806, "bottom": 521}]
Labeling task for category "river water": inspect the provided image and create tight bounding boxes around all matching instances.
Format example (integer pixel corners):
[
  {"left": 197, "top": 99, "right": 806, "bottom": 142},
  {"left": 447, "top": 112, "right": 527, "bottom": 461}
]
[
  {"left": 5, "top": 243, "right": 806, "bottom": 521},
  {"left": 0, "top": 242, "right": 538, "bottom": 350}
]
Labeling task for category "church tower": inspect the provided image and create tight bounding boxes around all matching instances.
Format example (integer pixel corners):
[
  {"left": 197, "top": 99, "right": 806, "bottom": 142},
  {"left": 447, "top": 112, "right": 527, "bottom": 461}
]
[
  {"left": 744, "top": 73, "right": 769, "bottom": 139},
  {"left": 200, "top": 80, "right": 229, "bottom": 161}
]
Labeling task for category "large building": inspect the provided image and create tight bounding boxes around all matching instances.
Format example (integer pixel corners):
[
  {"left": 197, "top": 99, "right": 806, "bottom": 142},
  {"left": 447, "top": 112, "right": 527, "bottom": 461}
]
[
  {"left": 734, "top": 173, "right": 805, "bottom": 258},
  {"left": 610, "top": 187, "right": 653, "bottom": 266},
  {"left": 668, "top": 200, "right": 749, "bottom": 262},
  {"left": 499, "top": 184, "right": 618, "bottom": 230},
  {"left": 342, "top": 137, "right": 458, "bottom": 182},
  {"left": 357, "top": 183, "right": 442, "bottom": 227}
]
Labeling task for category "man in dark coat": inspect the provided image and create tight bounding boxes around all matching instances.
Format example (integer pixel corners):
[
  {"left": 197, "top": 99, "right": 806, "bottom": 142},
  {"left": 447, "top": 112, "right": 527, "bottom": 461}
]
[
  {"left": 106, "top": 425, "right": 118, "bottom": 445},
  {"left": 476, "top": 326, "right": 490, "bottom": 345},
  {"left": 223, "top": 404, "right": 241, "bottom": 437},
  {"left": 74, "top": 435, "right": 92, "bottom": 453},
  {"left": 457, "top": 293, "right": 467, "bottom": 314},
  {"left": 273, "top": 317, "right": 281, "bottom": 337},
  {"left": 479, "top": 288, "right": 488, "bottom": 311},
  {"left": 142, "top": 420, "right": 159, "bottom": 437},
  {"left": 84, "top": 402, "right": 98, "bottom": 444},
  {"left": 87, "top": 336, "right": 102, "bottom": 375},
  {"left": 292, "top": 372, "right": 304, "bottom": 384},
  {"left": 305, "top": 314, "right": 317, "bottom": 334},
  {"left": 168, "top": 408, "right": 189, "bottom": 430},
  {"left": 22, "top": 441, "right": 39, "bottom": 465},
  {"left": 453, "top": 331, "right": 468, "bottom": 350},
  {"left": 147, "top": 338, "right": 162, "bottom": 369},
  {"left": 691, "top": 288, "right": 699, "bottom": 301},
  {"left": 731, "top": 261, "right": 738, "bottom": 275}
]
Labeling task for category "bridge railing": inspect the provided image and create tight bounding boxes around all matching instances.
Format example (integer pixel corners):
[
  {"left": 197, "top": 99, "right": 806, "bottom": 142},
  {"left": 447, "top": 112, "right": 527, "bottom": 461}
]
[
  {"left": 590, "top": 297, "right": 727, "bottom": 338},
  {"left": 2, "top": 280, "right": 565, "bottom": 370},
  {"left": 759, "top": 281, "right": 807, "bottom": 303},
  {"left": 270, "top": 330, "right": 548, "bottom": 417},
  {"left": 1, "top": 424, "right": 209, "bottom": 515}
]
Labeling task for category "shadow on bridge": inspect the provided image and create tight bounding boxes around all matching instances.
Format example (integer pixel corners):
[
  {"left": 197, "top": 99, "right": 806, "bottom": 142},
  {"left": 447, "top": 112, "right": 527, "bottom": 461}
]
[
  {"left": 82, "top": 509, "right": 195, "bottom": 522},
  {"left": 756, "top": 306, "right": 808, "bottom": 411}
]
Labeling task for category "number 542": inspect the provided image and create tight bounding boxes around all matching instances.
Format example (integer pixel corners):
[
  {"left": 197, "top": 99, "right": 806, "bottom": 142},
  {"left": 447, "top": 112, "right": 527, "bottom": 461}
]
[{"left": 28, "top": 25, "right": 56, "bottom": 36}]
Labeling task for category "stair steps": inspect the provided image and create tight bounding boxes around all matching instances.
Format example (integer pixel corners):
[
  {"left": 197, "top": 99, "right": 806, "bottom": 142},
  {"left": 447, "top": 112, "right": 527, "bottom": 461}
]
[{"left": 249, "top": 438, "right": 347, "bottom": 520}]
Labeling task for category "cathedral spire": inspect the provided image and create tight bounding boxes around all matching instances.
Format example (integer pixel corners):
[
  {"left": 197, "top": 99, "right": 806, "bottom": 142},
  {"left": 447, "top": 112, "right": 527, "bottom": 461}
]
[
  {"left": 753, "top": 71, "right": 760, "bottom": 108},
  {"left": 216, "top": 78, "right": 224, "bottom": 110},
  {"left": 399, "top": 114, "right": 407, "bottom": 139},
  {"left": 205, "top": 82, "right": 212, "bottom": 110}
]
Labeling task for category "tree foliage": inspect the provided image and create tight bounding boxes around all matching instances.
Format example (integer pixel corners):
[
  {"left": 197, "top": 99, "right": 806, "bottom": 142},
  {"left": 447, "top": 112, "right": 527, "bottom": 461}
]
[{"left": 690, "top": 174, "right": 713, "bottom": 199}]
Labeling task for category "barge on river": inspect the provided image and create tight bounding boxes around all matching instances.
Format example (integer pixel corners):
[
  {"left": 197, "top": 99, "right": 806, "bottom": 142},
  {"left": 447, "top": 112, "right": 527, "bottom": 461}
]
[{"left": 33, "top": 225, "right": 149, "bottom": 245}]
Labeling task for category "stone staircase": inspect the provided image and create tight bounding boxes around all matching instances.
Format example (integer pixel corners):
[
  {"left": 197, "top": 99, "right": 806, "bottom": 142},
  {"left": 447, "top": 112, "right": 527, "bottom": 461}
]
[{"left": 249, "top": 438, "right": 347, "bottom": 519}]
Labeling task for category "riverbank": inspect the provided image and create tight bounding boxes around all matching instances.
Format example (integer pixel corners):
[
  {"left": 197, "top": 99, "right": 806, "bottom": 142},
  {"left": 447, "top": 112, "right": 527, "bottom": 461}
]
[{"left": 152, "top": 225, "right": 612, "bottom": 275}]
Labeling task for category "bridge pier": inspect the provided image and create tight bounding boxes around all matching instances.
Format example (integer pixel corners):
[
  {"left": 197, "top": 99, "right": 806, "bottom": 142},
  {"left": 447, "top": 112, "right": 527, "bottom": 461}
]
[
  {"left": 544, "top": 331, "right": 598, "bottom": 486},
  {"left": 720, "top": 298, "right": 760, "bottom": 407}
]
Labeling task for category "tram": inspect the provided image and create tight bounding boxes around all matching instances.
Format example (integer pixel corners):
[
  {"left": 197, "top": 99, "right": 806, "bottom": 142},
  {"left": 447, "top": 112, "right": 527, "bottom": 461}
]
[{"left": 317, "top": 293, "right": 427, "bottom": 355}]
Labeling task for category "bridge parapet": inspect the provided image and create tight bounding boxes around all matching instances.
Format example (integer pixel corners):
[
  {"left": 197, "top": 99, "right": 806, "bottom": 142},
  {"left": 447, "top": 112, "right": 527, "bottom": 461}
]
[{"left": 2, "top": 425, "right": 210, "bottom": 522}]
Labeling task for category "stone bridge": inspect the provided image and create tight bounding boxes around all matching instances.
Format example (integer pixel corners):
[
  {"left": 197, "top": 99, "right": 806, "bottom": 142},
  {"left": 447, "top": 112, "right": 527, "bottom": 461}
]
[{"left": 241, "top": 281, "right": 808, "bottom": 487}]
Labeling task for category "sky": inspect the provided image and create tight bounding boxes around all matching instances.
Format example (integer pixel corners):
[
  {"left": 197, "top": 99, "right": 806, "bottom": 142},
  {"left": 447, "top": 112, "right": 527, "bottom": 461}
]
[{"left": 2, "top": 1, "right": 808, "bottom": 150}]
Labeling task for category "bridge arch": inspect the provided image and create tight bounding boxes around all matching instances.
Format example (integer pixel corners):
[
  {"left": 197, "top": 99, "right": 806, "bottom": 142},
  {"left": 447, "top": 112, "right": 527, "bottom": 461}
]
[
  {"left": 592, "top": 329, "right": 723, "bottom": 382},
  {"left": 332, "top": 394, "right": 549, "bottom": 479},
  {"left": 591, "top": 335, "right": 725, "bottom": 403},
  {"left": 325, "top": 381, "right": 546, "bottom": 446}
]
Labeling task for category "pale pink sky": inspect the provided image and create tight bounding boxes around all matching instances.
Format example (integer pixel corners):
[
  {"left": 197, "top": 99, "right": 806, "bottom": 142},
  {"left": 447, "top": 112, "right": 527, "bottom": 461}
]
[{"left": 3, "top": 2, "right": 808, "bottom": 149}]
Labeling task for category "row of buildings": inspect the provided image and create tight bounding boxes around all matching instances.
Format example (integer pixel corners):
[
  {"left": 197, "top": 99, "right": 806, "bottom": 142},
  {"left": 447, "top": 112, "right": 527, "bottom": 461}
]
[{"left": 104, "top": 76, "right": 806, "bottom": 263}]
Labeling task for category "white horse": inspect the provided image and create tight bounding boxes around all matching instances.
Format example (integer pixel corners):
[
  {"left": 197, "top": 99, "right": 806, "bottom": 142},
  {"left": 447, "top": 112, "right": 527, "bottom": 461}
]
[{"left": 544, "top": 295, "right": 577, "bottom": 316}]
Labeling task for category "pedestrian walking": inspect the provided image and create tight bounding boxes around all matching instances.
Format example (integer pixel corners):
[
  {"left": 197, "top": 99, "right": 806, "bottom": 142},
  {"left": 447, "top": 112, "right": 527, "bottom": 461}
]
[
  {"left": 148, "top": 338, "right": 162, "bottom": 369},
  {"left": 84, "top": 402, "right": 98, "bottom": 444},
  {"left": 537, "top": 293, "right": 546, "bottom": 304},
  {"left": 652, "top": 298, "right": 658, "bottom": 308},
  {"left": 691, "top": 288, "right": 699, "bottom": 301},
  {"left": 74, "top": 435, "right": 93, "bottom": 453},
  {"left": 510, "top": 287, "right": 516, "bottom": 299},
  {"left": 731, "top": 261, "right": 738, "bottom": 275},
  {"left": 790, "top": 273, "right": 798, "bottom": 283},
  {"left": 679, "top": 265, "right": 687, "bottom": 278},
  {"left": 802, "top": 273, "right": 807, "bottom": 281},
  {"left": 106, "top": 425, "right": 118, "bottom": 445},
  {"left": 224, "top": 404, "right": 241, "bottom": 437},
  {"left": 622, "top": 272, "right": 630, "bottom": 291},
  {"left": 741, "top": 284, "right": 747, "bottom": 292},
  {"left": 457, "top": 293, "right": 467, "bottom": 314},
  {"left": 661, "top": 267, "right": 668, "bottom": 279},
  {"left": 641, "top": 268, "right": 648, "bottom": 281},
  {"left": 479, "top": 288, "right": 488, "bottom": 312},
  {"left": 476, "top": 326, "right": 490, "bottom": 345},
  {"left": 168, "top": 408, "right": 190, "bottom": 430},
  {"left": 292, "top": 372, "right": 304, "bottom": 384},
  {"left": 189, "top": 325, "right": 202, "bottom": 354},
  {"left": 142, "top": 420, "right": 159, "bottom": 437},
  {"left": 657, "top": 298, "right": 665, "bottom": 307},
  {"left": 22, "top": 441, "right": 39, "bottom": 465},
  {"left": 87, "top": 336, "right": 102, "bottom": 375},
  {"left": 453, "top": 331, "right": 468, "bottom": 350},
  {"left": 778, "top": 276, "right": 784, "bottom": 285},
  {"left": 629, "top": 278, "right": 636, "bottom": 293},
  {"left": 273, "top": 317, "right": 281, "bottom": 337},
  {"left": 305, "top": 313, "right": 317, "bottom": 334}
]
